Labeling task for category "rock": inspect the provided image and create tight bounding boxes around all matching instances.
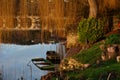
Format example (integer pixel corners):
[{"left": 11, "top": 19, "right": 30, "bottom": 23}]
[
  {"left": 59, "top": 58, "right": 83, "bottom": 71},
  {"left": 59, "top": 58, "right": 91, "bottom": 71},
  {"left": 107, "top": 44, "right": 119, "bottom": 59},
  {"left": 101, "top": 52, "right": 108, "bottom": 61},
  {"left": 116, "top": 56, "right": 120, "bottom": 62},
  {"left": 82, "top": 63, "right": 90, "bottom": 69},
  {"left": 100, "top": 44, "right": 120, "bottom": 61},
  {"left": 100, "top": 44, "right": 105, "bottom": 51},
  {"left": 107, "top": 46, "right": 115, "bottom": 53}
]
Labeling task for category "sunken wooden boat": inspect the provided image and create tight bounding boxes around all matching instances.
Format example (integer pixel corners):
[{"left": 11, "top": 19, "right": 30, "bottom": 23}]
[
  {"left": 34, "top": 62, "right": 52, "bottom": 65},
  {"left": 31, "top": 58, "right": 53, "bottom": 65},
  {"left": 46, "top": 51, "right": 61, "bottom": 64},
  {"left": 31, "top": 58, "right": 55, "bottom": 71},
  {"left": 36, "top": 65, "right": 55, "bottom": 71},
  {"left": 31, "top": 58, "right": 45, "bottom": 61}
]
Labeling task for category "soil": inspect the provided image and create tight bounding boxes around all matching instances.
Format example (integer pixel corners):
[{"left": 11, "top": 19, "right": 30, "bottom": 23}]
[
  {"left": 105, "top": 29, "right": 120, "bottom": 36},
  {"left": 65, "top": 44, "right": 82, "bottom": 58}
]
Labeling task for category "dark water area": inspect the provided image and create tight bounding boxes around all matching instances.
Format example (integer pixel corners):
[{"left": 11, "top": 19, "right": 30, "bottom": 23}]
[
  {"left": 0, "top": 30, "right": 51, "bottom": 45},
  {"left": 0, "top": 43, "right": 62, "bottom": 80},
  {"left": 0, "top": 30, "right": 66, "bottom": 45}
]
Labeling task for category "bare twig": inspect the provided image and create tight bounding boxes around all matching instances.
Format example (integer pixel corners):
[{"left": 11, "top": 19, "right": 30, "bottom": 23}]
[{"left": 107, "top": 73, "right": 111, "bottom": 80}]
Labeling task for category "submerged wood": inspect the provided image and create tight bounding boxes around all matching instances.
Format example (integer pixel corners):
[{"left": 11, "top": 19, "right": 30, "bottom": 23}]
[
  {"left": 31, "top": 58, "right": 45, "bottom": 62},
  {"left": 31, "top": 57, "right": 55, "bottom": 71},
  {"left": 46, "top": 51, "right": 61, "bottom": 64},
  {"left": 36, "top": 65, "right": 55, "bottom": 71},
  {"left": 31, "top": 51, "right": 62, "bottom": 71}
]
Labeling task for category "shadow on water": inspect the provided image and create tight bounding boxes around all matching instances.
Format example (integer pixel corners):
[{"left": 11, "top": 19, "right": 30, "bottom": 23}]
[
  {"left": 0, "top": 29, "right": 66, "bottom": 45},
  {"left": 0, "top": 30, "right": 49, "bottom": 45}
]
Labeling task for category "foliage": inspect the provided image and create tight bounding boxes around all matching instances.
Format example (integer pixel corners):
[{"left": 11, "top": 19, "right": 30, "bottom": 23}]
[
  {"left": 67, "top": 63, "right": 120, "bottom": 80},
  {"left": 72, "top": 42, "right": 102, "bottom": 64},
  {"left": 73, "top": 34, "right": 120, "bottom": 64},
  {"left": 67, "top": 34, "right": 120, "bottom": 79},
  {"left": 105, "top": 34, "right": 120, "bottom": 44},
  {"left": 78, "top": 18, "right": 104, "bottom": 45}
]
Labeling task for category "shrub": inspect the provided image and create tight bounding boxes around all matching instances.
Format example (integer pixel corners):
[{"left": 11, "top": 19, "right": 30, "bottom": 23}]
[{"left": 78, "top": 18, "right": 104, "bottom": 45}]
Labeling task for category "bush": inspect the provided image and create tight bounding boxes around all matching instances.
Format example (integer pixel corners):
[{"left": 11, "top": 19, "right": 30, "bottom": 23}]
[{"left": 78, "top": 18, "right": 104, "bottom": 45}]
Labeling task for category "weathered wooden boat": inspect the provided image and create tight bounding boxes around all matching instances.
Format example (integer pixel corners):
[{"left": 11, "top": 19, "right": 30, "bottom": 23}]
[
  {"left": 32, "top": 58, "right": 53, "bottom": 65},
  {"left": 31, "top": 58, "right": 45, "bottom": 61},
  {"left": 46, "top": 51, "right": 61, "bottom": 64},
  {"left": 31, "top": 57, "right": 55, "bottom": 70},
  {"left": 36, "top": 65, "right": 55, "bottom": 71},
  {"left": 34, "top": 62, "right": 52, "bottom": 65}
]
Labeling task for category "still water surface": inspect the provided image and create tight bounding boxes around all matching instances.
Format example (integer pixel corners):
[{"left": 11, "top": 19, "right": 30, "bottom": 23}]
[{"left": 0, "top": 43, "right": 58, "bottom": 80}]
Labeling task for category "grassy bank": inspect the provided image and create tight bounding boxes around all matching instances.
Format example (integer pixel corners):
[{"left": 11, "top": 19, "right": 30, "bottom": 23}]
[{"left": 61, "top": 34, "right": 120, "bottom": 80}]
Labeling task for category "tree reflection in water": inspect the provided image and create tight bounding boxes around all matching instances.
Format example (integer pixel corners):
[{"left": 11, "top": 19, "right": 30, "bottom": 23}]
[{"left": 0, "top": 43, "right": 57, "bottom": 80}]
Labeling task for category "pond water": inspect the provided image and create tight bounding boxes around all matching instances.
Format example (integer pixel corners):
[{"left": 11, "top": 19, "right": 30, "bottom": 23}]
[{"left": 0, "top": 43, "right": 62, "bottom": 80}]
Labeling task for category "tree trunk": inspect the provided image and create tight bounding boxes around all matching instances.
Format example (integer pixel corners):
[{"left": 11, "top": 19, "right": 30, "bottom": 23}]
[
  {"left": 88, "top": 0, "right": 97, "bottom": 18},
  {"left": 108, "top": 14, "right": 113, "bottom": 32},
  {"left": 107, "top": 10, "right": 114, "bottom": 32}
]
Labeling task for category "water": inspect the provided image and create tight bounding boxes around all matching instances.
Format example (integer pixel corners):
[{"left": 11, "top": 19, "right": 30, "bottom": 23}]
[{"left": 0, "top": 43, "right": 59, "bottom": 80}]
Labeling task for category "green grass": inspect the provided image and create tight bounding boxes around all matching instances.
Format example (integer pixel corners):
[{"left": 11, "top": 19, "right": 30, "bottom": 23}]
[
  {"left": 66, "top": 34, "right": 120, "bottom": 80},
  {"left": 52, "top": 77, "right": 57, "bottom": 80},
  {"left": 105, "top": 34, "right": 120, "bottom": 44},
  {"left": 72, "top": 42, "right": 102, "bottom": 64},
  {"left": 73, "top": 34, "right": 120, "bottom": 64},
  {"left": 67, "top": 63, "right": 120, "bottom": 80}
]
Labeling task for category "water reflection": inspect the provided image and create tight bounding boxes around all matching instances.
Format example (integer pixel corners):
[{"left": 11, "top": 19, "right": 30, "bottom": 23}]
[{"left": 0, "top": 43, "right": 57, "bottom": 80}]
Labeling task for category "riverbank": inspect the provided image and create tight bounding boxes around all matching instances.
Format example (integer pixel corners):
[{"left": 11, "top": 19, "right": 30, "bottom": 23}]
[
  {"left": 58, "top": 32, "right": 120, "bottom": 80},
  {"left": 40, "top": 29, "right": 120, "bottom": 80}
]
